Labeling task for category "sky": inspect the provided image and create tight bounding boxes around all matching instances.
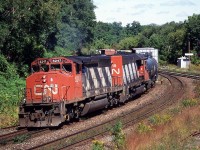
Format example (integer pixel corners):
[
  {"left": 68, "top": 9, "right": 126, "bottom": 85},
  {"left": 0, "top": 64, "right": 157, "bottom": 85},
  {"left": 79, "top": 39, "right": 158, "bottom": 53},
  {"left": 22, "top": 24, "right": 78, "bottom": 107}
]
[{"left": 93, "top": 0, "right": 200, "bottom": 26}]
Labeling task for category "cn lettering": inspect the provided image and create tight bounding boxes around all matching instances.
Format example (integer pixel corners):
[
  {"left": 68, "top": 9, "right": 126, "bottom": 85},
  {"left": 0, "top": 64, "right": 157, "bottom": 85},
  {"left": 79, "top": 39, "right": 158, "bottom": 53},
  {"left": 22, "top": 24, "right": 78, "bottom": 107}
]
[{"left": 34, "top": 84, "right": 58, "bottom": 95}]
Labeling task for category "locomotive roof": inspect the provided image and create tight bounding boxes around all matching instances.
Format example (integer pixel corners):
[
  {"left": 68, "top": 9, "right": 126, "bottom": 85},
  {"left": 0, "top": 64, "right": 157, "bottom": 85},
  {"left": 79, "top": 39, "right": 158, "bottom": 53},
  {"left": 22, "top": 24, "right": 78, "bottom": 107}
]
[{"left": 66, "top": 53, "right": 147, "bottom": 67}]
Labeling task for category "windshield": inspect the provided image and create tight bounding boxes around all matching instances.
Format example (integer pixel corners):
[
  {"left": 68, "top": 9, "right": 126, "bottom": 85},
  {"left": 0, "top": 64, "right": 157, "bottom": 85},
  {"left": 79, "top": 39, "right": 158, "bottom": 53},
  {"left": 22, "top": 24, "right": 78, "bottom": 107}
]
[
  {"left": 31, "top": 65, "right": 40, "bottom": 73},
  {"left": 40, "top": 64, "right": 49, "bottom": 72},
  {"left": 51, "top": 64, "right": 60, "bottom": 71},
  {"left": 62, "top": 64, "right": 72, "bottom": 73}
]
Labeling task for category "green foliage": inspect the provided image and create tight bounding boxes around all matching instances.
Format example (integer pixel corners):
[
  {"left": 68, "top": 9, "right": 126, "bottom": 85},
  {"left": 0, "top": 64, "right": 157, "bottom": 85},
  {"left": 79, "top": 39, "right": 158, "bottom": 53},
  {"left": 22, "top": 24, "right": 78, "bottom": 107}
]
[
  {"left": 190, "top": 50, "right": 200, "bottom": 65},
  {"left": 56, "top": 0, "right": 96, "bottom": 54},
  {"left": 93, "top": 21, "right": 124, "bottom": 49},
  {"left": 125, "top": 21, "right": 142, "bottom": 36},
  {"left": 0, "top": 54, "right": 17, "bottom": 79},
  {"left": 0, "top": 0, "right": 96, "bottom": 72},
  {"left": 185, "top": 14, "right": 200, "bottom": 51},
  {"left": 44, "top": 46, "right": 73, "bottom": 58},
  {"left": 169, "top": 107, "right": 181, "bottom": 115},
  {"left": 148, "top": 135, "right": 184, "bottom": 150},
  {"left": 0, "top": 54, "right": 25, "bottom": 127},
  {"left": 148, "top": 114, "right": 172, "bottom": 125},
  {"left": 92, "top": 140, "right": 104, "bottom": 150},
  {"left": 118, "top": 37, "right": 139, "bottom": 49},
  {"left": 136, "top": 122, "right": 153, "bottom": 134},
  {"left": 0, "top": 0, "right": 61, "bottom": 65},
  {"left": 0, "top": 75, "right": 25, "bottom": 113},
  {"left": 182, "top": 99, "right": 198, "bottom": 108},
  {"left": 92, "top": 39, "right": 110, "bottom": 50},
  {"left": 13, "top": 134, "right": 30, "bottom": 143},
  {"left": 111, "top": 121, "right": 125, "bottom": 149}
]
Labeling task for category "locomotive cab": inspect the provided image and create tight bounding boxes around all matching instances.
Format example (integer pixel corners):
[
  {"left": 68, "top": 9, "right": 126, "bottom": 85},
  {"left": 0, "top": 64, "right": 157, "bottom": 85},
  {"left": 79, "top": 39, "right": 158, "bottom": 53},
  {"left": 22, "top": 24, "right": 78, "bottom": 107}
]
[{"left": 19, "top": 57, "right": 83, "bottom": 127}]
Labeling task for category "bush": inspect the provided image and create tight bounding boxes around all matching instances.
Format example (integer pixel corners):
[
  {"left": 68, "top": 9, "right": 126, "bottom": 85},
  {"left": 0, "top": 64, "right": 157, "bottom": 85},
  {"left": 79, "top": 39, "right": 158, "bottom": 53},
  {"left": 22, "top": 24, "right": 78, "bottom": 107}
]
[
  {"left": 148, "top": 114, "right": 172, "bottom": 125},
  {"left": 111, "top": 121, "right": 125, "bottom": 149},
  {"left": 136, "top": 122, "right": 152, "bottom": 134},
  {"left": 0, "top": 74, "right": 25, "bottom": 127},
  {"left": 92, "top": 140, "right": 104, "bottom": 150},
  {"left": 0, "top": 54, "right": 18, "bottom": 79},
  {"left": 182, "top": 99, "right": 198, "bottom": 107},
  {"left": 44, "top": 46, "right": 73, "bottom": 58}
]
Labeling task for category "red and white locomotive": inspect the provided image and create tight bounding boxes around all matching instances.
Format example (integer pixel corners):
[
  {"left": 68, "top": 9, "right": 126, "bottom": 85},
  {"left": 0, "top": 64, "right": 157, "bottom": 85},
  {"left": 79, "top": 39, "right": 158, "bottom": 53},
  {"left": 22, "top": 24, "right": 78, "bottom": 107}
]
[{"left": 19, "top": 51, "right": 158, "bottom": 127}]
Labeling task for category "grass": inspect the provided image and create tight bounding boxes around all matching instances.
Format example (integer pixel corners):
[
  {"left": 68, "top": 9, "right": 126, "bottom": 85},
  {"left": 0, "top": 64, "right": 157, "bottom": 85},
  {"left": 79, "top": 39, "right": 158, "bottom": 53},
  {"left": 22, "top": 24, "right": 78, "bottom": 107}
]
[
  {"left": 126, "top": 97, "right": 200, "bottom": 150},
  {"left": 182, "top": 99, "right": 198, "bottom": 107},
  {"left": 92, "top": 140, "right": 105, "bottom": 150},
  {"left": 160, "top": 64, "right": 200, "bottom": 75},
  {"left": 136, "top": 122, "right": 153, "bottom": 134},
  {"left": 0, "top": 75, "right": 25, "bottom": 128},
  {"left": 111, "top": 121, "right": 126, "bottom": 150},
  {"left": 127, "top": 79, "right": 200, "bottom": 150},
  {"left": 148, "top": 114, "right": 172, "bottom": 126},
  {"left": 13, "top": 134, "right": 31, "bottom": 144}
]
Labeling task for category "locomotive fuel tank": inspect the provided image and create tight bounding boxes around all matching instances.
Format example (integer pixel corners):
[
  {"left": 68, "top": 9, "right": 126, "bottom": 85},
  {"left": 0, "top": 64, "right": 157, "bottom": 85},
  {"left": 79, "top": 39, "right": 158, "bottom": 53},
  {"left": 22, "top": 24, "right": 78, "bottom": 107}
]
[{"left": 146, "top": 56, "right": 158, "bottom": 81}]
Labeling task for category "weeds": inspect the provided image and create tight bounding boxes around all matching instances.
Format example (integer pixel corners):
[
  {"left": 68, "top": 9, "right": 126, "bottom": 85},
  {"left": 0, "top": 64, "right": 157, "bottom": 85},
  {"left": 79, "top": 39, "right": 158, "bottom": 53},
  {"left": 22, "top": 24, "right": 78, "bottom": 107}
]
[
  {"left": 182, "top": 99, "right": 198, "bottom": 108},
  {"left": 111, "top": 121, "right": 125, "bottom": 149},
  {"left": 13, "top": 134, "right": 30, "bottom": 143},
  {"left": 169, "top": 107, "right": 181, "bottom": 115},
  {"left": 136, "top": 122, "right": 152, "bottom": 134},
  {"left": 92, "top": 140, "right": 104, "bottom": 150},
  {"left": 148, "top": 114, "right": 172, "bottom": 125},
  {"left": 0, "top": 75, "right": 25, "bottom": 128}
]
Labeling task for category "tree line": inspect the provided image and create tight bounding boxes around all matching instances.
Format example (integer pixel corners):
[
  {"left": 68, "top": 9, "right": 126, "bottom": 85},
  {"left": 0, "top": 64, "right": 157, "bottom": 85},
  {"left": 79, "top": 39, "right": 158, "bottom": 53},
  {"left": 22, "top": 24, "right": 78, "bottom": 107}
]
[{"left": 0, "top": 0, "right": 200, "bottom": 77}]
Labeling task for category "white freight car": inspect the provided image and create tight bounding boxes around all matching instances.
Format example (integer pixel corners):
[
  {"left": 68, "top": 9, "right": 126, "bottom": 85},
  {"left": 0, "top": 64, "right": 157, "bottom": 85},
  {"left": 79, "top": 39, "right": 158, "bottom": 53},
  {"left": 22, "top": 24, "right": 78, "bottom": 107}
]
[{"left": 133, "top": 48, "right": 158, "bottom": 63}]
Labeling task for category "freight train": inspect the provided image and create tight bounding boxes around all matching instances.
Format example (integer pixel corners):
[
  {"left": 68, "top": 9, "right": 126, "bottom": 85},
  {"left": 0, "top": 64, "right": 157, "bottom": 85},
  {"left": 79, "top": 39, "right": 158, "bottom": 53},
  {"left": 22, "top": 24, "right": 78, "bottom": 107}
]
[{"left": 19, "top": 51, "right": 158, "bottom": 127}]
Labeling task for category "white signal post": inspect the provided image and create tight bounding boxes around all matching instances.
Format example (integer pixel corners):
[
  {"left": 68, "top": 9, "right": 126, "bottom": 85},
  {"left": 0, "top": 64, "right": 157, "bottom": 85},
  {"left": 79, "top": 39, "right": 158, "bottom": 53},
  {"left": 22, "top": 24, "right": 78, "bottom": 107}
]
[{"left": 185, "top": 53, "right": 193, "bottom": 69}]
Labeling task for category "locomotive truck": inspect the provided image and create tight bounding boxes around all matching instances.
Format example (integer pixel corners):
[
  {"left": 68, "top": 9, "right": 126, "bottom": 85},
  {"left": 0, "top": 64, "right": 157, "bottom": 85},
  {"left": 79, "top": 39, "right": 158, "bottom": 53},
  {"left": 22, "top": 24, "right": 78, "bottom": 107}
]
[{"left": 19, "top": 52, "right": 158, "bottom": 127}]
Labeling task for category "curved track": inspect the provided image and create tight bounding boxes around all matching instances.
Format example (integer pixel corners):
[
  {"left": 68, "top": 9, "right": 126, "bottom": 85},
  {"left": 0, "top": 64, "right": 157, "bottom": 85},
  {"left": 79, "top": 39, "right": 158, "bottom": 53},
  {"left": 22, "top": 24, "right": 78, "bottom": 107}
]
[
  {"left": 0, "top": 128, "right": 50, "bottom": 146},
  {"left": 159, "top": 69, "right": 200, "bottom": 80},
  {"left": 26, "top": 74, "right": 185, "bottom": 150}
]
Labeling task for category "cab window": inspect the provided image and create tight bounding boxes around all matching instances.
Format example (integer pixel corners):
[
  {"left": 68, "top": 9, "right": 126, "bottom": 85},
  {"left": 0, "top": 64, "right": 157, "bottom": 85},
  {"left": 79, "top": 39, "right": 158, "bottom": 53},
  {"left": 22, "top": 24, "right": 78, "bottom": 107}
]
[
  {"left": 40, "top": 64, "right": 49, "bottom": 72},
  {"left": 62, "top": 64, "right": 72, "bottom": 73},
  {"left": 51, "top": 64, "right": 60, "bottom": 71},
  {"left": 76, "top": 64, "right": 81, "bottom": 74},
  {"left": 31, "top": 65, "right": 40, "bottom": 73}
]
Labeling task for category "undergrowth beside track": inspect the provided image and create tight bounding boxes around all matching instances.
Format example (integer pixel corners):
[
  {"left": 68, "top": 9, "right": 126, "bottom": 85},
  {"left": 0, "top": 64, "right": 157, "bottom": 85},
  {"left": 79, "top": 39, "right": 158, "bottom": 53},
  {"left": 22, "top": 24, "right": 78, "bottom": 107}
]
[
  {"left": 127, "top": 100, "right": 200, "bottom": 149},
  {"left": 126, "top": 80, "right": 200, "bottom": 150},
  {"left": 0, "top": 75, "right": 25, "bottom": 128},
  {"left": 160, "top": 64, "right": 200, "bottom": 75},
  {"left": 91, "top": 79, "right": 200, "bottom": 150}
]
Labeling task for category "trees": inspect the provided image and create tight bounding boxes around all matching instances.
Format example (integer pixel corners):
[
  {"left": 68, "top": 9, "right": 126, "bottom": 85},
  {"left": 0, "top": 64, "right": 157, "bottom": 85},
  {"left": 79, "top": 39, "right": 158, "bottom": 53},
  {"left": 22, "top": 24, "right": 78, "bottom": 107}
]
[
  {"left": 56, "top": 0, "right": 96, "bottom": 55},
  {"left": 1, "top": 0, "right": 200, "bottom": 74},
  {"left": 124, "top": 21, "right": 142, "bottom": 37},
  {"left": 92, "top": 21, "right": 124, "bottom": 49},
  {"left": 0, "top": 0, "right": 61, "bottom": 66},
  {"left": 0, "top": 0, "right": 96, "bottom": 74},
  {"left": 185, "top": 14, "right": 200, "bottom": 52}
]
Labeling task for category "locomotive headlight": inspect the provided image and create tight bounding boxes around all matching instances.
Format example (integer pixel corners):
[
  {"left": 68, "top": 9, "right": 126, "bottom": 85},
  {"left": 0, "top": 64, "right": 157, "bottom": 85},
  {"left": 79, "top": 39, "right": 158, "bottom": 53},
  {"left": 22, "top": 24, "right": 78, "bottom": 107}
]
[
  {"left": 42, "top": 79, "right": 46, "bottom": 83},
  {"left": 42, "top": 75, "right": 46, "bottom": 79},
  {"left": 23, "top": 98, "right": 26, "bottom": 104}
]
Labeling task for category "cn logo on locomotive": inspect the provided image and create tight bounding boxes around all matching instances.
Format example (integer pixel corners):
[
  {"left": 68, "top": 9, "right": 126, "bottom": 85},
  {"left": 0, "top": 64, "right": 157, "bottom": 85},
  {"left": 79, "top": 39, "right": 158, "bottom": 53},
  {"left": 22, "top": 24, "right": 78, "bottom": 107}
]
[
  {"left": 34, "top": 84, "right": 58, "bottom": 95},
  {"left": 111, "top": 63, "right": 120, "bottom": 75}
]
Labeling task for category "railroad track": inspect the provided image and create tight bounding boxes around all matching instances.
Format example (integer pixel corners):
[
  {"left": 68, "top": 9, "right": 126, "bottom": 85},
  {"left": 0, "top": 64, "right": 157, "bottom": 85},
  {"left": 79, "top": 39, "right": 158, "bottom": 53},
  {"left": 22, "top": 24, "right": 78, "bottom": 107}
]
[
  {"left": 27, "top": 74, "right": 185, "bottom": 150},
  {"left": 159, "top": 69, "right": 200, "bottom": 80},
  {"left": 0, "top": 128, "right": 49, "bottom": 146},
  {"left": 0, "top": 126, "right": 18, "bottom": 137}
]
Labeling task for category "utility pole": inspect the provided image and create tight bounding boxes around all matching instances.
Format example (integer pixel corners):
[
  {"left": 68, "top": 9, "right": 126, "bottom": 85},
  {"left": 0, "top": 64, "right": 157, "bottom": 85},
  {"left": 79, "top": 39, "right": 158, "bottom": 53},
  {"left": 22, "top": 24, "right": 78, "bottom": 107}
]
[{"left": 188, "top": 40, "right": 191, "bottom": 69}]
